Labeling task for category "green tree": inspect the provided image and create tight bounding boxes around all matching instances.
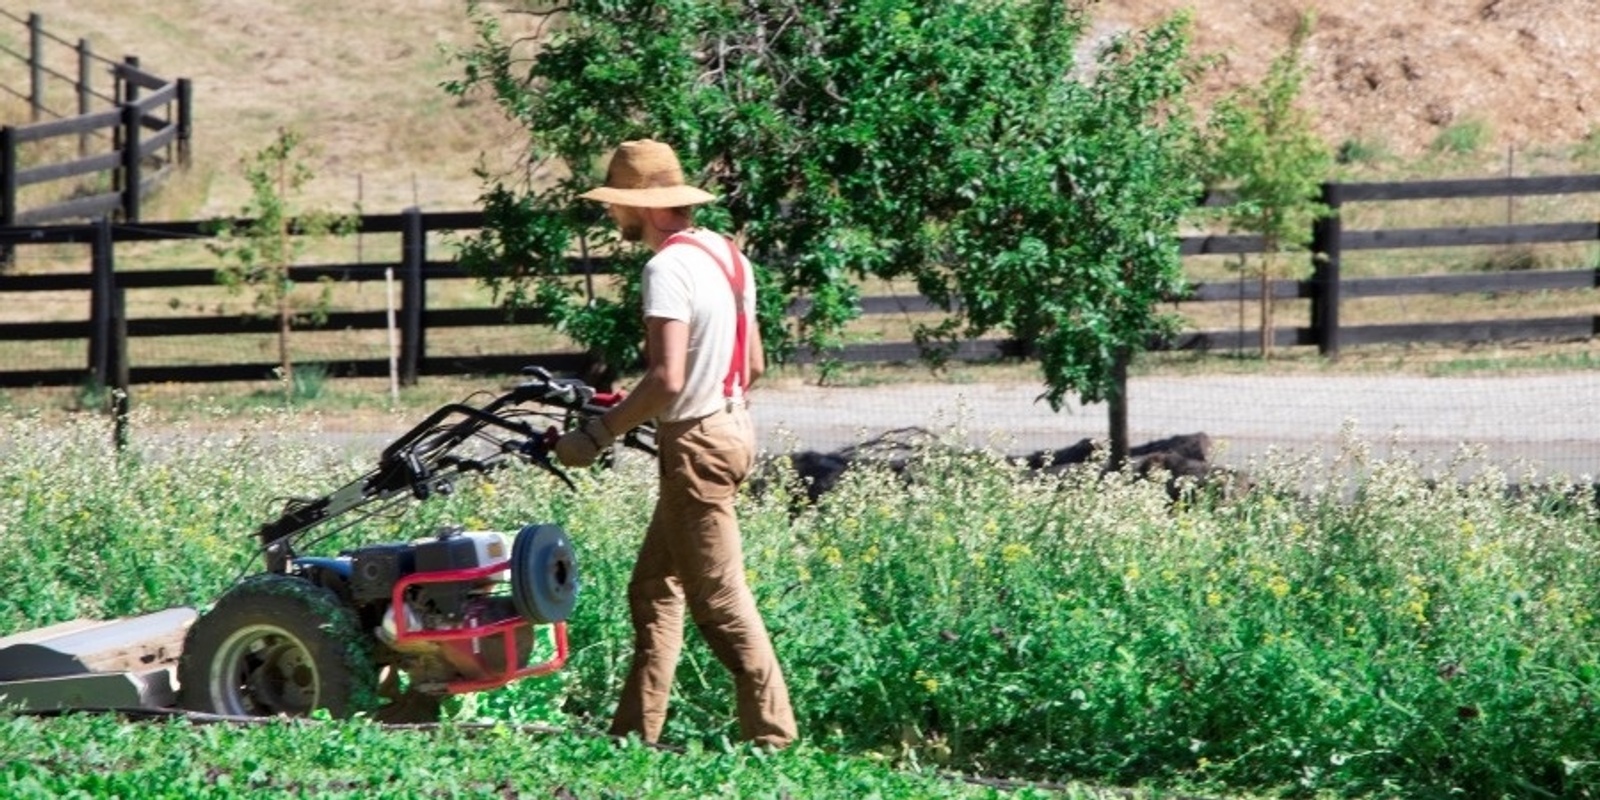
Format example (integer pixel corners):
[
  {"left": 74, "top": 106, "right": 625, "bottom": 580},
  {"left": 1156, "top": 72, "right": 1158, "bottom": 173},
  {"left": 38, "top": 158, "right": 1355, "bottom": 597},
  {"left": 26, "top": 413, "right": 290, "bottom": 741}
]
[
  {"left": 209, "top": 128, "right": 356, "bottom": 399},
  {"left": 1204, "top": 11, "right": 1332, "bottom": 359},
  {"left": 446, "top": 1, "right": 1203, "bottom": 456}
]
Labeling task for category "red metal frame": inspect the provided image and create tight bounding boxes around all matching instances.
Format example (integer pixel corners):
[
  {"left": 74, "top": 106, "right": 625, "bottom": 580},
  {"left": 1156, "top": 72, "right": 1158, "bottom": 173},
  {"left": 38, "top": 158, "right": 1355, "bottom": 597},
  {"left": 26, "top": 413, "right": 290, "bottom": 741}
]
[{"left": 387, "top": 561, "right": 569, "bottom": 694}]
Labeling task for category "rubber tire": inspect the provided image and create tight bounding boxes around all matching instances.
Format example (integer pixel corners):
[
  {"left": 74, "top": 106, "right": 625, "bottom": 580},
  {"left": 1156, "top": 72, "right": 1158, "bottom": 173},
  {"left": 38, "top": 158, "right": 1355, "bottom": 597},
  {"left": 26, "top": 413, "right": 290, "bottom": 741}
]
[{"left": 178, "top": 573, "right": 380, "bottom": 719}]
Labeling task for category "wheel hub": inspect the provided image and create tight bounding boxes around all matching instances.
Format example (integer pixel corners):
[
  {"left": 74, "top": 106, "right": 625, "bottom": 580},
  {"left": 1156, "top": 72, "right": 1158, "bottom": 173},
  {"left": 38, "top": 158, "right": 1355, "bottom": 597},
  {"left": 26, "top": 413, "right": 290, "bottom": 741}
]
[
  {"left": 213, "top": 625, "right": 320, "bottom": 716},
  {"left": 244, "top": 640, "right": 317, "bottom": 714}
]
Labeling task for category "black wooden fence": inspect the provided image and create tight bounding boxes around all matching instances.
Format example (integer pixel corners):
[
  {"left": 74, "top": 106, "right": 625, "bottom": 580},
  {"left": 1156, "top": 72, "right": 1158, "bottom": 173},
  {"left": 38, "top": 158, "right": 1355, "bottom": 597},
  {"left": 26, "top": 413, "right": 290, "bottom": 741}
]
[
  {"left": 0, "top": 173, "right": 1595, "bottom": 392},
  {"left": 1179, "top": 174, "right": 1600, "bottom": 358},
  {"left": 0, "top": 10, "right": 192, "bottom": 226}
]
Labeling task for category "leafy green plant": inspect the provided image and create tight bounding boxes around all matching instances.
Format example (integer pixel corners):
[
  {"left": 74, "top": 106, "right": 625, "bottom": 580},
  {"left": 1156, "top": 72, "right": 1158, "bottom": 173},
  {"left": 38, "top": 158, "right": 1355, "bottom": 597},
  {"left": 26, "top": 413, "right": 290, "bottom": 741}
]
[
  {"left": 444, "top": 1, "right": 1203, "bottom": 425},
  {"left": 1431, "top": 118, "right": 1492, "bottom": 156},
  {"left": 0, "top": 713, "right": 1068, "bottom": 799},
  {"left": 1204, "top": 11, "right": 1333, "bottom": 360},
  {"left": 1336, "top": 136, "right": 1391, "bottom": 167},
  {"left": 208, "top": 128, "right": 357, "bottom": 402},
  {"left": 74, "top": 376, "right": 111, "bottom": 414},
  {"left": 289, "top": 361, "right": 329, "bottom": 401}
]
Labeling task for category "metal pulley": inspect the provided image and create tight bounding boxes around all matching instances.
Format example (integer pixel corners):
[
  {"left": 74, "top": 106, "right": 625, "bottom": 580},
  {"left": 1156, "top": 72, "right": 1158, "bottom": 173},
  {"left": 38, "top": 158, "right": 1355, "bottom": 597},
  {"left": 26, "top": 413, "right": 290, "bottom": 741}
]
[{"left": 510, "top": 524, "right": 580, "bottom": 624}]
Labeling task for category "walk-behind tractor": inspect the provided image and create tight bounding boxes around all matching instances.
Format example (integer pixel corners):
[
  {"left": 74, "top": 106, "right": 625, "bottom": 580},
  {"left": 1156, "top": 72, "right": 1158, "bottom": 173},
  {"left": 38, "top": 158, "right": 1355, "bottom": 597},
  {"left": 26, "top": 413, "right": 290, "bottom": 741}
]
[{"left": 0, "top": 367, "right": 651, "bottom": 722}]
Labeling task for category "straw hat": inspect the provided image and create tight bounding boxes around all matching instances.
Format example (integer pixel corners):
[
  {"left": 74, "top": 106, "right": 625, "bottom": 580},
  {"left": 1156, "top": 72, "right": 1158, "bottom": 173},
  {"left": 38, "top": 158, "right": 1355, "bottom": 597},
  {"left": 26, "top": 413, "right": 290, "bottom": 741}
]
[{"left": 578, "top": 140, "right": 717, "bottom": 208}]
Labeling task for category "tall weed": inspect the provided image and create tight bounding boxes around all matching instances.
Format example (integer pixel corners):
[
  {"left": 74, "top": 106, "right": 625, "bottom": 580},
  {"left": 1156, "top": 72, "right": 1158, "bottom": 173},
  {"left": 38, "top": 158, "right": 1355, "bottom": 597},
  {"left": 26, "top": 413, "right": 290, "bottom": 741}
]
[{"left": 3, "top": 413, "right": 1597, "bottom": 797}]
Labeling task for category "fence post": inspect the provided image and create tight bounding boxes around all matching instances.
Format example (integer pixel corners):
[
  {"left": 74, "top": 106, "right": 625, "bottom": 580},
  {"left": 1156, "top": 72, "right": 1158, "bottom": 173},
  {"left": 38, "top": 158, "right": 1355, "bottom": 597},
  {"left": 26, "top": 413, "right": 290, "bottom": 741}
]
[
  {"left": 400, "top": 207, "right": 425, "bottom": 386},
  {"left": 176, "top": 78, "right": 193, "bottom": 167},
  {"left": 27, "top": 13, "right": 42, "bottom": 122},
  {"left": 0, "top": 128, "right": 11, "bottom": 267},
  {"left": 89, "top": 217, "right": 115, "bottom": 386},
  {"left": 78, "top": 38, "right": 93, "bottom": 157},
  {"left": 1310, "top": 181, "right": 1343, "bottom": 360},
  {"left": 0, "top": 127, "right": 14, "bottom": 228},
  {"left": 119, "top": 103, "right": 142, "bottom": 222},
  {"left": 122, "top": 56, "right": 140, "bottom": 103},
  {"left": 111, "top": 285, "right": 130, "bottom": 450}
]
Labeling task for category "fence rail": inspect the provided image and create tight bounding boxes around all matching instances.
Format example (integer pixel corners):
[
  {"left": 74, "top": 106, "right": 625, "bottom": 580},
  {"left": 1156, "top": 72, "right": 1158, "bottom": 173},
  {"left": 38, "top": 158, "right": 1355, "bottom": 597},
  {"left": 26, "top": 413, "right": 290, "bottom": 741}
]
[
  {"left": 0, "top": 173, "right": 1595, "bottom": 391},
  {"left": 0, "top": 10, "right": 192, "bottom": 226}
]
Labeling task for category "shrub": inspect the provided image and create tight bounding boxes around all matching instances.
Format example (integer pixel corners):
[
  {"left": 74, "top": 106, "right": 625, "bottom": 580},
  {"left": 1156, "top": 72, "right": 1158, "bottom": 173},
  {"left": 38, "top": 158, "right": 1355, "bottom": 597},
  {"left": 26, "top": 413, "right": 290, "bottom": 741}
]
[{"left": 1430, "top": 118, "right": 1491, "bottom": 156}]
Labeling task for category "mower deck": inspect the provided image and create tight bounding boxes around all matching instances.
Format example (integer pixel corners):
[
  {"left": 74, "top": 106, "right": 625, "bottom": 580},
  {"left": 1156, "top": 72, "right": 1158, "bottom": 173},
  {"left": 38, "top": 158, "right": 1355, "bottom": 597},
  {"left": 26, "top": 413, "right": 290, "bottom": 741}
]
[{"left": 0, "top": 607, "right": 195, "bottom": 711}]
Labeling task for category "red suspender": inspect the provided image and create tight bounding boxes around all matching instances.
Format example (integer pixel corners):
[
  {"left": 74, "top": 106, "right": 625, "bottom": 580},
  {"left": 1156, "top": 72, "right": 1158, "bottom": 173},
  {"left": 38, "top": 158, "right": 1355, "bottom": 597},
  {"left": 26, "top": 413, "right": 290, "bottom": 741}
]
[{"left": 661, "top": 231, "right": 749, "bottom": 398}]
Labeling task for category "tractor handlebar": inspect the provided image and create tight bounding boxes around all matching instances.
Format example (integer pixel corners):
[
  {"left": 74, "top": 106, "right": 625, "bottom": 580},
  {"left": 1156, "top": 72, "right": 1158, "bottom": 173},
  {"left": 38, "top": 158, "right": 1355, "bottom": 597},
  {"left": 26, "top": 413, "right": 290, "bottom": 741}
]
[{"left": 256, "top": 366, "right": 656, "bottom": 572}]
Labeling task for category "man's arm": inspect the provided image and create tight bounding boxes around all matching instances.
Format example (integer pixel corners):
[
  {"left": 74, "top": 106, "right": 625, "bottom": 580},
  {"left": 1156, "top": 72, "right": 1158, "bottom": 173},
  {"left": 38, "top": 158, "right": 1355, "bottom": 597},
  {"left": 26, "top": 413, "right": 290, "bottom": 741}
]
[
  {"left": 600, "top": 316, "right": 686, "bottom": 436},
  {"left": 746, "top": 312, "right": 765, "bottom": 388}
]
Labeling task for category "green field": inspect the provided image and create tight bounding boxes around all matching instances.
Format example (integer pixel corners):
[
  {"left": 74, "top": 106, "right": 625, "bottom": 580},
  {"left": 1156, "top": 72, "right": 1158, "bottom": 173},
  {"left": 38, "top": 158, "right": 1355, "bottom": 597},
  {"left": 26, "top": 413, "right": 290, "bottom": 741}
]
[{"left": 1, "top": 406, "right": 1597, "bottom": 798}]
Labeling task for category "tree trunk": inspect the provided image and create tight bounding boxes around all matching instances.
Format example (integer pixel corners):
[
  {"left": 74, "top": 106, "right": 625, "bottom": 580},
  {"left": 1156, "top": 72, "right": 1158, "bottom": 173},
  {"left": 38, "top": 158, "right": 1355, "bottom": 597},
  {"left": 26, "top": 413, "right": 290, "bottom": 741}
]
[
  {"left": 278, "top": 287, "right": 293, "bottom": 398},
  {"left": 275, "top": 157, "right": 293, "bottom": 398},
  {"left": 583, "top": 347, "right": 618, "bottom": 392},
  {"left": 1259, "top": 251, "right": 1276, "bottom": 360},
  {"left": 1107, "top": 348, "right": 1130, "bottom": 469}
]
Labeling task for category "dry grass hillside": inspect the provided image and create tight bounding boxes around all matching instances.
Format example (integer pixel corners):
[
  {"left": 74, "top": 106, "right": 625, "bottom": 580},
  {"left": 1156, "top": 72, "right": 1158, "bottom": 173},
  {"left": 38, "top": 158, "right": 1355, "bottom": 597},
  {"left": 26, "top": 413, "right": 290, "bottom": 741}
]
[
  {"left": 6, "top": 0, "right": 524, "bottom": 217},
  {"left": 1094, "top": 0, "right": 1600, "bottom": 166},
  {"left": 7, "top": 0, "right": 1600, "bottom": 218}
]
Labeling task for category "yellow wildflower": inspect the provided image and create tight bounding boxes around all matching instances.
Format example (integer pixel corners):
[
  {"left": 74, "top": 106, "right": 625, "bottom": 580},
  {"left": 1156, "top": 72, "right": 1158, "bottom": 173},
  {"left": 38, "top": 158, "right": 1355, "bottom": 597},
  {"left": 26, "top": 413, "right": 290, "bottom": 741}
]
[
  {"left": 861, "top": 544, "right": 879, "bottom": 565},
  {"left": 1267, "top": 575, "right": 1291, "bottom": 599},
  {"left": 1001, "top": 543, "right": 1032, "bottom": 564}
]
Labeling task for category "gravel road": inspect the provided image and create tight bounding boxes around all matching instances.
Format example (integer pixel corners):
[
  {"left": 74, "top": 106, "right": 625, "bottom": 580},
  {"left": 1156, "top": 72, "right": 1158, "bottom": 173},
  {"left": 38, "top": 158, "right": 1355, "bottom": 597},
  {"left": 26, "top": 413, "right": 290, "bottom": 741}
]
[
  {"left": 749, "top": 372, "right": 1600, "bottom": 479},
  {"left": 282, "top": 371, "right": 1596, "bottom": 482}
]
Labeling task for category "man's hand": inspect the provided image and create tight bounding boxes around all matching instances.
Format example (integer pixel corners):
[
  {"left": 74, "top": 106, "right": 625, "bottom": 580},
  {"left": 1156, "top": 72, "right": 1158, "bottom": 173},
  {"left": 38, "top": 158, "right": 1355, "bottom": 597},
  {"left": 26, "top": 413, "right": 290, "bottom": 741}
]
[{"left": 554, "top": 417, "right": 617, "bottom": 468}]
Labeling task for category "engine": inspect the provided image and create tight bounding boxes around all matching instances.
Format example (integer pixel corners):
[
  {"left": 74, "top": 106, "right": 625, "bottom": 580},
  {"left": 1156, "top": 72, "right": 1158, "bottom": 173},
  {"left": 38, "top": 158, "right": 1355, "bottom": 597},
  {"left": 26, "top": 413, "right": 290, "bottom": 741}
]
[
  {"left": 297, "top": 524, "right": 578, "bottom": 692},
  {"left": 348, "top": 527, "right": 511, "bottom": 629}
]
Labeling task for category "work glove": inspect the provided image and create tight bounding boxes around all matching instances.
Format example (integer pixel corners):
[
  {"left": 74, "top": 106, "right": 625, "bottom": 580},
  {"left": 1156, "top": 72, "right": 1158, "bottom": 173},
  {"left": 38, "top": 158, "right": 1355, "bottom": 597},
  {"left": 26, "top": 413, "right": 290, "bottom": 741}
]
[{"left": 554, "top": 417, "right": 616, "bottom": 468}]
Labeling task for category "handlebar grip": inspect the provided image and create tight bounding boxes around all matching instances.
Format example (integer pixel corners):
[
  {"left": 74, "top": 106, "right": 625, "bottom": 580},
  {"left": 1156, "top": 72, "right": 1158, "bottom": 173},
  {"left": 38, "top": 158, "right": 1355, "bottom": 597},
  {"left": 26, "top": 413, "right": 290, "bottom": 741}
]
[{"left": 549, "top": 384, "right": 579, "bottom": 406}]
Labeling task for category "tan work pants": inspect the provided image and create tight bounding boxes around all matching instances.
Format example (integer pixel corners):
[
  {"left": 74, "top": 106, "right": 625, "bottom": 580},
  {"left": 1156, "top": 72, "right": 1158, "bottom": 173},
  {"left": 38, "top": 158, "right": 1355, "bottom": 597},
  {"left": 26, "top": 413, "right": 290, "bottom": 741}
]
[{"left": 609, "top": 405, "right": 798, "bottom": 747}]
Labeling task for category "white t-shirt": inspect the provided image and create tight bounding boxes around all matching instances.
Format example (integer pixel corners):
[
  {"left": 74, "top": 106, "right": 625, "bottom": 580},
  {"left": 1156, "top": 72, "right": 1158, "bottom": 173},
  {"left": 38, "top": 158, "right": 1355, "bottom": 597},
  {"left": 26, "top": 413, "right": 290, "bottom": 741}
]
[{"left": 641, "top": 229, "right": 756, "bottom": 422}]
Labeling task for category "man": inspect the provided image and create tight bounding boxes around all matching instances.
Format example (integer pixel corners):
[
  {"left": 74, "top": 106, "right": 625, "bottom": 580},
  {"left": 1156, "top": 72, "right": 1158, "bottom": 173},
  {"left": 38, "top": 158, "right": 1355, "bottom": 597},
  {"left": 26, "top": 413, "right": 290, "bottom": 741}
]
[{"left": 554, "top": 139, "right": 798, "bottom": 749}]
